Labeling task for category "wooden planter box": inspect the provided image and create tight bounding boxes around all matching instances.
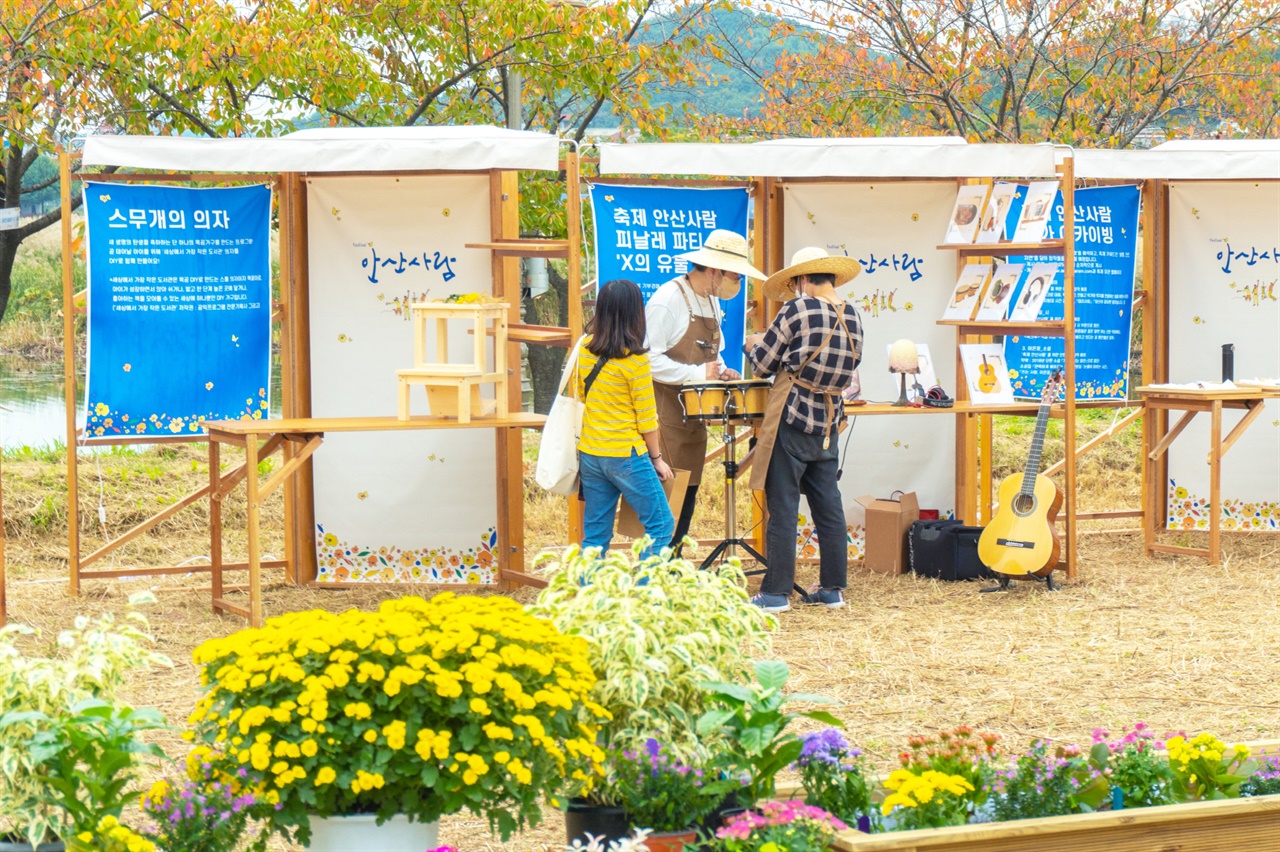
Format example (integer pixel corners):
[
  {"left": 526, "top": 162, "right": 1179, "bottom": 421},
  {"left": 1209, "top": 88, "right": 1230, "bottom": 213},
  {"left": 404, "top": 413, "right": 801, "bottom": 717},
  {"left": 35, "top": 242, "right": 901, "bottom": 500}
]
[{"left": 780, "top": 739, "right": 1280, "bottom": 852}]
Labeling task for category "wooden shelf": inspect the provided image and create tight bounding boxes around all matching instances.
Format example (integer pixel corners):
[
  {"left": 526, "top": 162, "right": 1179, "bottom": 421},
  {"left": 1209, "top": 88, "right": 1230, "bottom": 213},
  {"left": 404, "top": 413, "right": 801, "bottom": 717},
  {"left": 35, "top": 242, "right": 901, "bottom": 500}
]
[
  {"left": 464, "top": 239, "right": 569, "bottom": 258},
  {"left": 846, "top": 400, "right": 1124, "bottom": 416},
  {"left": 937, "top": 320, "right": 1067, "bottom": 337},
  {"left": 508, "top": 324, "right": 573, "bottom": 346},
  {"left": 937, "top": 240, "right": 1065, "bottom": 256}
]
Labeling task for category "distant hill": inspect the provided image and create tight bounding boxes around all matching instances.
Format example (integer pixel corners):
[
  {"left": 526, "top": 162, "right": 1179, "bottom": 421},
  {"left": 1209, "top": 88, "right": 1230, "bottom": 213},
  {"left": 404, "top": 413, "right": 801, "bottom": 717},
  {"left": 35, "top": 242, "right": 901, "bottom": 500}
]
[{"left": 596, "top": 3, "right": 819, "bottom": 127}]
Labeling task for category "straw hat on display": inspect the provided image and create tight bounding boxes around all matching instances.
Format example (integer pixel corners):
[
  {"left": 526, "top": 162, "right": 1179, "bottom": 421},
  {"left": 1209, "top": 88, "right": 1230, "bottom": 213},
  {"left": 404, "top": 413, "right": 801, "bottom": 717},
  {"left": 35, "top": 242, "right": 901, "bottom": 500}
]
[
  {"left": 761, "top": 246, "right": 862, "bottom": 302},
  {"left": 676, "top": 229, "right": 767, "bottom": 299}
]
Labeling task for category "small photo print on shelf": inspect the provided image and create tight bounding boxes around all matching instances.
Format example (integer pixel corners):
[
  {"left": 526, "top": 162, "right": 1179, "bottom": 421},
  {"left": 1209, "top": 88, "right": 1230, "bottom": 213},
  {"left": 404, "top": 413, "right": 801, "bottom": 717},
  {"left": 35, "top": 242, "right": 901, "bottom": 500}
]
[
  {"left": 974, "top": 263, "right": 1024, "bottom": 321},
  {"left": 1009, "top": 262, "right": 1061, "bottom": 322},
  {"left": 885, "top": 343, "right": 937, "bottom": 402},
  {"left": 941, "top": 264, "right": 991, "bottom": 321},
  {"left": 960, "top": 343, "right": 1014, "bottom": 405},
  {"left": 975, "top": 182, "right": 1019, "bottom": 244},
  {"left": 943, "top": 184, "right": 991, "bottom": 244},
  {"left": 1011, "top": 181, "right": 1059, "bottom": 243}
]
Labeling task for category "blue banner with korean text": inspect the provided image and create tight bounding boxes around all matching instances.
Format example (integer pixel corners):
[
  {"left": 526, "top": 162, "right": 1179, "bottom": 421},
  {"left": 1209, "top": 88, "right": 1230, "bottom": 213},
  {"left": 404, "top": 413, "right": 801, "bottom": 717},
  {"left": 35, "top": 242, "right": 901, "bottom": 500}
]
[
  {"left": 1005, "top": 184, "right": 1140, "bottom": 401},
  {"left": 590, "top": 184, "right": 750, "bottom": 372},
  {"left": 83, "top": 182, "right": 273, "bottom": 437}
]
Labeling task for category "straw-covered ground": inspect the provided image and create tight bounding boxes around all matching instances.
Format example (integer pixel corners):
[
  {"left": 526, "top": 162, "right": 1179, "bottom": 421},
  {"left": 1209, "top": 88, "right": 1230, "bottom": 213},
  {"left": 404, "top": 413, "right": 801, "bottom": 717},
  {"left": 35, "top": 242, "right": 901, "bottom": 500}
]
[{"left": 2, "top": 416, "right": 1278, "bottom": 849}]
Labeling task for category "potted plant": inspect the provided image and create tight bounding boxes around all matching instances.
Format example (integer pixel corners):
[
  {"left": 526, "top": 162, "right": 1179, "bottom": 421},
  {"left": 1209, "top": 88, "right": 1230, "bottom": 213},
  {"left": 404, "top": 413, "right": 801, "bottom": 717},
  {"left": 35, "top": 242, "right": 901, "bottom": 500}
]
[
  {"left": 794, "top": 729, "right": 879, "bottom": 832},
  {"left": 696, "top": 660, "right": 842, "bottom": 808},
  {"left": 187, "top": 592, "right": 609, "bottom": 850},
  {"left": 532, "top": 544, "right": 773, "bottom": 843},
  {"left": 610, "top": 739, "right": 736, "bottom": 850},
  {"left": 0, "top": 599, "right": 171, "bottom": 852},
  {"left": 136, "top": 751, "right": 278, "bottom": 852},
  {"left": 895, "top": 726, "right": 1001, "bottom": 818},
  {"left": 1091, "top": 722, "right": 1174, "bottom": 808}
]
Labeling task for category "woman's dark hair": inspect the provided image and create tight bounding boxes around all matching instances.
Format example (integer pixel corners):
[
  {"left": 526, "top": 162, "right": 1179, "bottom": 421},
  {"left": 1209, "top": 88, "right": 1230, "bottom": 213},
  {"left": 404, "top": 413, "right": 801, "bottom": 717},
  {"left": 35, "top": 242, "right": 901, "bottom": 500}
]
[
  {"left": 803, "top": 272, "right": 837, "bottom": 287},
  {"left": 587, "top": 279, "right": 648, "bottom": 359}
]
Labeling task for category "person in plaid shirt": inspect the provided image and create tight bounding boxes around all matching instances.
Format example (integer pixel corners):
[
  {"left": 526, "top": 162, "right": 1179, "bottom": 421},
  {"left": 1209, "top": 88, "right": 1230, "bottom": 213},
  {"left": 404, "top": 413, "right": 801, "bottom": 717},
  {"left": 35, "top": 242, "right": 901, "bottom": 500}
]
[{"left": 743, "top": 247, "right": 864, "bottom": 612}]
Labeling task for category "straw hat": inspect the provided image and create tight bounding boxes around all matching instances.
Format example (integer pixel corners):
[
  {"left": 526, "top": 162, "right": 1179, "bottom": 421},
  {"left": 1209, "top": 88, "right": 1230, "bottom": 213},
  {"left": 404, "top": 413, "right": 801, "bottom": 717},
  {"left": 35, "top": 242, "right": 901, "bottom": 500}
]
[
  {"left": 761, "top": 246, "right": 862, "bottom": 302},
  {"left": 676, "top": 229, "right": 767, "bottom": 299}
]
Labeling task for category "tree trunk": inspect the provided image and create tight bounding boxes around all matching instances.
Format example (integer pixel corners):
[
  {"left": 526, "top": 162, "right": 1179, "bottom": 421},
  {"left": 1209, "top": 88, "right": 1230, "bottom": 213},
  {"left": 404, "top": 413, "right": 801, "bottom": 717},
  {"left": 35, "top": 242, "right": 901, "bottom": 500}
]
[
  {"left": 523, "top": 262, "right": 571, "bottom": 415},
  {"left": 0, "top": 230, "right": 17, "bottom": 321}
]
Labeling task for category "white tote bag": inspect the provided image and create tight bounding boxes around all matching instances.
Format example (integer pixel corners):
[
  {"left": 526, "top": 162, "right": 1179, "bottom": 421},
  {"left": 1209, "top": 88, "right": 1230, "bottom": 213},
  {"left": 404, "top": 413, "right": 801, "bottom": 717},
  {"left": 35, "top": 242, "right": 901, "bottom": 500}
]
[{"left": 535, "top": 337, "right": 587, "bottom": 495}]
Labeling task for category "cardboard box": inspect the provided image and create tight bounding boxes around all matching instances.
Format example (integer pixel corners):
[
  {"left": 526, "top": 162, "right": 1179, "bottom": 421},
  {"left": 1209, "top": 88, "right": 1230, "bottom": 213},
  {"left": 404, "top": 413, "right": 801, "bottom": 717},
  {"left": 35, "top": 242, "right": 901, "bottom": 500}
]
[
  {"left": 856, "top": 491, "right": 920, "bottom": 574},
  {"left": 617, "top": 468, "right": 691, "bottom": 539}
]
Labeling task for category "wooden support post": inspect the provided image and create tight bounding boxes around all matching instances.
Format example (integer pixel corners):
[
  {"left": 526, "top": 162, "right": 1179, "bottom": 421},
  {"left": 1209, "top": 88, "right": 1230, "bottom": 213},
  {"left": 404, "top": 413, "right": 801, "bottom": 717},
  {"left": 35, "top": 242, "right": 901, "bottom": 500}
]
[
  {"left": 288, "top": 175, "right": 317, "bottom": 584},
  {"left": 1059, "top": 153, "right": 1078, "bottom": 579},
  {"left": 59, "top": 148, "right": 80, "bottom": 596},
  {"left": 1217, "top": 401, "right": 1266, "bottom": 461},
  {"left": 979, "top": 413, "right": 993, "bottom": 523},
  {"left": 565, "top": 149, "right": 585, "bottom": 545},
  {"left": 246, "top": 434, "right": 263, "bottom": 627},
  {"left": 1153, "top": 181, "right": 1171, "bottom": 530},
  {"left": 210, "top": 441, "right": 224, "bottom": 612},
  {"left": 276, "top": 174, "right": 298, "bottom": 585},
  {"left": 492, "top": 169, "right": 525, "bottom": 590},
  {"left": 1148, "top": 410, "right": 1198, "bottom": 460},
  {"left": 1043, "top": 408, "right": 1143, "bottom": 478},
  {"left": 1209, "top": 401, "right": 1222, "bottom": 565}
]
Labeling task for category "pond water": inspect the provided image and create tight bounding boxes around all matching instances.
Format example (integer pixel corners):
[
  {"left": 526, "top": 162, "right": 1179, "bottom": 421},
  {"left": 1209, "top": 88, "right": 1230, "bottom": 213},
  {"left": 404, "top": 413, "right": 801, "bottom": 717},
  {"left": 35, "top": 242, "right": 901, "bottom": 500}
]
[
  {"left": 0, "top": 358, "right": 82, "bottom": 449},
  {"left": 0, "top": 357, "right": 283, "bottom": 450}
]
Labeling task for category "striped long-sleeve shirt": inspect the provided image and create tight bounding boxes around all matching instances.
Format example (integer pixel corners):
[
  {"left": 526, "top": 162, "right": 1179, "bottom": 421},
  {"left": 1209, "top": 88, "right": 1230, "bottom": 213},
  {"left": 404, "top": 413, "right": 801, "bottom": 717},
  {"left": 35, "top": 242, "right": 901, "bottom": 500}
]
[{"left": 576, "top": 337, "right": 659, "bottom": 457}]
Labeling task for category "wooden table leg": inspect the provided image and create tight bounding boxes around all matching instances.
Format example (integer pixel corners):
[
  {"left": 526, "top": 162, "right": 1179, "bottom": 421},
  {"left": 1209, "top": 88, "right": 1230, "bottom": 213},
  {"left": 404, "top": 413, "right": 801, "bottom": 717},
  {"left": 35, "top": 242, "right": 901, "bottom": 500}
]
[
  {"left": 246, "top": 433, "right": 263, "bottom": 627},
  {"left": 210, "top": 440, "right": 223, "bottom": 614},
  {"left": 1209, "top": 401, "right": 1222, "bottom": 566}
]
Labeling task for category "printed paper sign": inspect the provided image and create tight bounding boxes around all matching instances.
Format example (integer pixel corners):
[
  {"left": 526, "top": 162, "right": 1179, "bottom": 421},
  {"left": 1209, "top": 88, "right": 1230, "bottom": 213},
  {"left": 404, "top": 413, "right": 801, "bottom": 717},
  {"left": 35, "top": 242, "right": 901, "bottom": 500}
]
[{"left": 82, "top": 182, "right": 272, "bottom": 437}]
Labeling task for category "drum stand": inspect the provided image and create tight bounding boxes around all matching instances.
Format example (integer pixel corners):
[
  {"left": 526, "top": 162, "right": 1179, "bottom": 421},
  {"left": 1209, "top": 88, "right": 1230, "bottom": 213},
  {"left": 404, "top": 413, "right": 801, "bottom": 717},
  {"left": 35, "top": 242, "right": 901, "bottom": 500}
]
[{"left": 699, "top": 425, "right": 807, "bottom": 597}]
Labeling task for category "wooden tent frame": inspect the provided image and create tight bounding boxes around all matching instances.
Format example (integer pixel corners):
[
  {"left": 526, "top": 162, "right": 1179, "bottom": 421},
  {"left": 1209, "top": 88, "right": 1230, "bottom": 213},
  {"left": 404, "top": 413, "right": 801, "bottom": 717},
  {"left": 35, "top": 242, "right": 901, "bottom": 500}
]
[
  {"left": 601, "top": 148, "right": 1164, "bottom": 581},
  {"left": 57, "top": 144, "right": 582, "bottom": 625}
]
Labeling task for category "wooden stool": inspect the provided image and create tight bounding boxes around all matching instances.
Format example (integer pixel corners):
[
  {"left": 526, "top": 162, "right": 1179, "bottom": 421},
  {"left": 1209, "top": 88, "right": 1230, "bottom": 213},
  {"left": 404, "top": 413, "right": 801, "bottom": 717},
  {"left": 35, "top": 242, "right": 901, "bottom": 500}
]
[{"left": 397, "top": 301, "right": 509, "bottom": 422}]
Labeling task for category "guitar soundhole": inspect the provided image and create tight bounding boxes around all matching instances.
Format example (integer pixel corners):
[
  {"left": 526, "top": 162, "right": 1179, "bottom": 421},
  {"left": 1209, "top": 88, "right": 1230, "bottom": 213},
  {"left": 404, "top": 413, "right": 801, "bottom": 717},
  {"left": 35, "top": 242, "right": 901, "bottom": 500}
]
[{"left": 1012, "top": 493, "right": 1037, "bottom": 516}]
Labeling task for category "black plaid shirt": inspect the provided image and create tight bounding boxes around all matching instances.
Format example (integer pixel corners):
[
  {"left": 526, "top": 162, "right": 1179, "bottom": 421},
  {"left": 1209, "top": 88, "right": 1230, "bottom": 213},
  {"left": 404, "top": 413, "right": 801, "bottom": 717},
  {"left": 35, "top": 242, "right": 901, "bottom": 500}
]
[{"left": 747, "top": 296, "right": 864, "bottom": 435}]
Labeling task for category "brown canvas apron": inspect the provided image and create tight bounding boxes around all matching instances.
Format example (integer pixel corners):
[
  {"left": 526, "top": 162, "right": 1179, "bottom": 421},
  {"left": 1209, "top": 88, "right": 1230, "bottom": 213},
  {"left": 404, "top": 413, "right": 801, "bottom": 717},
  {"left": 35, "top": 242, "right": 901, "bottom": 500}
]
[
  {"left": 749, "top": 307, "right": 852, "bottom": 491},
  {"left": 653, "top": 279, "right": 721, "bottom": 486}
]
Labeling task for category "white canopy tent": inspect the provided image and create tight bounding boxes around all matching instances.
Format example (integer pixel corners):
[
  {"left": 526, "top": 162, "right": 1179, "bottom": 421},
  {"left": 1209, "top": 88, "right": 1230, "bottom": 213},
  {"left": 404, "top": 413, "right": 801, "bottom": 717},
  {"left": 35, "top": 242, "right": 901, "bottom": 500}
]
[{"left": 80, "top": 126, "right": 562, "bottom": 173}]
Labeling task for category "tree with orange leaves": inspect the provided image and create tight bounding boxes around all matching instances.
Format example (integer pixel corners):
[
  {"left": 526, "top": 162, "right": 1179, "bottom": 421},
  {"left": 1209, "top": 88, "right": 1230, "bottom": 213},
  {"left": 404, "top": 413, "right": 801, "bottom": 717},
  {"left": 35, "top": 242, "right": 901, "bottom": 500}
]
[{"left": 712, "top": 0, "right": 1280, "bottom": 144}]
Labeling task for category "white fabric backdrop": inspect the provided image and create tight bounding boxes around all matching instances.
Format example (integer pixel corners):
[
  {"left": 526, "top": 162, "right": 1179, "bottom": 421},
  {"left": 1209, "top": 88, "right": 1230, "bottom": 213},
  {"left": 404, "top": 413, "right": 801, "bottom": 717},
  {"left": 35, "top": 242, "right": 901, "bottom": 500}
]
[
  {"left": 782, "top": 182, "right": 958, "bottom": 559},
  {"left": 306, "top": 175, "right": 501, "bottom": 582},
  {"left": 1166, "top": 182, "right": 1280, "bottom": 532}
]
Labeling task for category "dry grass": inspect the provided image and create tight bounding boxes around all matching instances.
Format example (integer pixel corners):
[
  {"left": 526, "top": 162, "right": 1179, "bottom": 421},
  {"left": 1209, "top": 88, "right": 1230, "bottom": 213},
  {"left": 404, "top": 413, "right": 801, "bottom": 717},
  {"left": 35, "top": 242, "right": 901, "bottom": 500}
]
[{"left": 3, "top": 419, "right": 1279, "bottom": 850}]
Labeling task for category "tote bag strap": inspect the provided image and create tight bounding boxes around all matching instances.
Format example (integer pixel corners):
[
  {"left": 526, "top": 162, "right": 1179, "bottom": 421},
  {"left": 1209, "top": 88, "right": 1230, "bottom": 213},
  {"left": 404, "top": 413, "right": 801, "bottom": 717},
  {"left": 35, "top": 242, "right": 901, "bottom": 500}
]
[{"left": 556, "top": 335, "right": 588, "bottom": 398}]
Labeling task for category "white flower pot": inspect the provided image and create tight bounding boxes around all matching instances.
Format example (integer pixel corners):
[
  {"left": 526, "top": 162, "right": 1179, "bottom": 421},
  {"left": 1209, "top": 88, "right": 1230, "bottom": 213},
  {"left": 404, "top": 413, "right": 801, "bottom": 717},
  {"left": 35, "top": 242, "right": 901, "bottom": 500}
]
[{"left": 306, "top": 814, "right": 439, "bottom": 851}]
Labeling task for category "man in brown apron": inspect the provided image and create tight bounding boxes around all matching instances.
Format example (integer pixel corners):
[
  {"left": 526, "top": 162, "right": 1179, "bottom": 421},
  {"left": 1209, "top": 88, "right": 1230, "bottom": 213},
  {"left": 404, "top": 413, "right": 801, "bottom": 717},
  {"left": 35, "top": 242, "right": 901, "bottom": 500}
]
[
  {"left": 743, "top": 247, "right": 864, "bottom": 612},
  {"left": 646, "top": 229, "right": 767, "bottom": 552}
]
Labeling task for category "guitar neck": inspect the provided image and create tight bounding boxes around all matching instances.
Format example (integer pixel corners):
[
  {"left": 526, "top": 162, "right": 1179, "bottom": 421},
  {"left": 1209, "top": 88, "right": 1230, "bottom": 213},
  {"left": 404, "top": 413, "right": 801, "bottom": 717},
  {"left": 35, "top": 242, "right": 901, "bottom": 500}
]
[{"left": 1019, "top": 400, "right": 1053, "bottom": 495}]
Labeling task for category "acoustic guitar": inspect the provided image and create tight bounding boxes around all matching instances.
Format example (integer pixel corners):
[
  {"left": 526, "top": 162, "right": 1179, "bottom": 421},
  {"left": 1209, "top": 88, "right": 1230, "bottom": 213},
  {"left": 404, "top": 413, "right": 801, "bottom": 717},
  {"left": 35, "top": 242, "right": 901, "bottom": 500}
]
[
  {"left": 977, "top": 354, "right": 999, "bottom": 393},
  {"left": 978, "top": 372, "right": 1063, "bottom": 578}
]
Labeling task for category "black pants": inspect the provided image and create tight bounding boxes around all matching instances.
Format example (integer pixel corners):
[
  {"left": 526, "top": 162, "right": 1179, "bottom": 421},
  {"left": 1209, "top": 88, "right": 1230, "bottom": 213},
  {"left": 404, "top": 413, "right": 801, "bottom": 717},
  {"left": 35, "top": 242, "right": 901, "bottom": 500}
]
[{"left": 762, "top": 421, "right": 848, "bottom": 596}]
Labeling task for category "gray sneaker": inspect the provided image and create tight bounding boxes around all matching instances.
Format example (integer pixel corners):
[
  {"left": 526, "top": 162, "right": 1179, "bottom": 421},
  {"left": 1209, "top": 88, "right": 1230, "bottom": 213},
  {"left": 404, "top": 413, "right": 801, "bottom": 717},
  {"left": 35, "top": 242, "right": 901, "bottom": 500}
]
[
  {"left": 749, "top": 592, "right": 791, "bottom": 613},
  {"left": 804, "top": 587, "right": 846, "bottom": 608}
]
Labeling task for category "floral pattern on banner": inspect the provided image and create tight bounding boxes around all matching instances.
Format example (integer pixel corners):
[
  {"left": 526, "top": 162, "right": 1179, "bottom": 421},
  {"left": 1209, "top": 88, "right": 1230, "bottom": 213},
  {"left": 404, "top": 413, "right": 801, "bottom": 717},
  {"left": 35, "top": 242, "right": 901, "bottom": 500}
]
[
  {"left": 795, "top": 514, "right": 867, "bottom": 562},
  {"left": 314, "top": 525, "right": 498, "bottom": 584},
  {"left": 1166, "top": 480, "right": 1279, "bottom": 531},
  {"left": 85, "top": 387, "right": 268, "bottom": 437}
]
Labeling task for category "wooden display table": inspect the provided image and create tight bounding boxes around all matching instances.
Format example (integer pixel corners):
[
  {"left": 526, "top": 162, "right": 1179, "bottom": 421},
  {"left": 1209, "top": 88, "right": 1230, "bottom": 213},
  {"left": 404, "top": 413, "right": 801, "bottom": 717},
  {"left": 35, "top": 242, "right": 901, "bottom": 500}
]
[
  {"left": 398, "top": 301, "right": 510, "bottom": 423},
  {"left": 1138, "top": 385, "right": 1280, "bottom": 565},
  {"left": 202, "top": 413, "right": 547, "bottom": 627}
]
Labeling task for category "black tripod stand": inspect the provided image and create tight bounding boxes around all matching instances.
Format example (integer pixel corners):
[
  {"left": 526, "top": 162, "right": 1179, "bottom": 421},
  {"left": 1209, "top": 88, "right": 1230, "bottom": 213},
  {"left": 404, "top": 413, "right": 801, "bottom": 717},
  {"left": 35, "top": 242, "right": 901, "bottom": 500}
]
[{"left": 699, "top": 425, "right": 807, "bottom": 597}]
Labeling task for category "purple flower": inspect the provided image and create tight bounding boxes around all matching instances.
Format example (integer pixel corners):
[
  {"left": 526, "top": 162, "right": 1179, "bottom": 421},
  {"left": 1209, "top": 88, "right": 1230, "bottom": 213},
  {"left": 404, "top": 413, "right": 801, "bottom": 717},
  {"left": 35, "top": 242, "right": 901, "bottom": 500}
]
[{"left": 645, "top": 738, "right": 662, "bottom": 758}]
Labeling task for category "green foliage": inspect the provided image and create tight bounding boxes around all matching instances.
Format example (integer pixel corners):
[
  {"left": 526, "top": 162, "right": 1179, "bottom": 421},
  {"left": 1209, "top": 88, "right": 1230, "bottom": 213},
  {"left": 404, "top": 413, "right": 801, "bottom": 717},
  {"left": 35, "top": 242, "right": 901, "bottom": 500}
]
[
  {"left": 0, "top": 597, "right": 172, "bottom": 846},
  {"left": 1240, "top": 756, "right": 1280, "bottom": 797},
  {"left": 532, "top": 544, "right": 773, "bottom": 775},
  {"left": 696, "top": 659, "right": 842, "bottom": 807},
  {"left": 3, "top": 699, "right": 167, "bottom": 839}
]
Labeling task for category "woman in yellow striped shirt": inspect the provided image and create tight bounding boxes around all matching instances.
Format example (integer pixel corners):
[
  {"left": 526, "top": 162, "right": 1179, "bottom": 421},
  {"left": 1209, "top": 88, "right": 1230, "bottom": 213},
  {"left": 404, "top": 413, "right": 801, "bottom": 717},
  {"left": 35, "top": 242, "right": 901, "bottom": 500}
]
[{"left": 577, "top": 279, "right": 674, "bottom": 559}]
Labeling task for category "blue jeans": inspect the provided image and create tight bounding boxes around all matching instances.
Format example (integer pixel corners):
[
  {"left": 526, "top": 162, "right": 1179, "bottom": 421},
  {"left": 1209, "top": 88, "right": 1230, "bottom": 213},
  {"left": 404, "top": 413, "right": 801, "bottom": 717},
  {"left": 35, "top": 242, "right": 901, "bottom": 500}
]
[{"left": 580, "top": 449, "right": 674, "bottom": 561}]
